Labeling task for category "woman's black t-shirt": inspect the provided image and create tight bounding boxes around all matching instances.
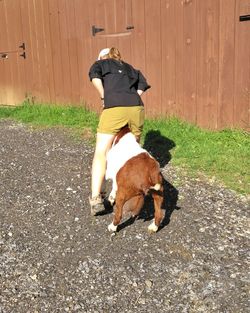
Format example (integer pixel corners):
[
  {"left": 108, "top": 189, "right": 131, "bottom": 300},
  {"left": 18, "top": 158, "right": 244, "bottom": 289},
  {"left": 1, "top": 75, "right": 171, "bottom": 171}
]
[{"left": 89, "top": 59, "right": 150, "bottom": 109}]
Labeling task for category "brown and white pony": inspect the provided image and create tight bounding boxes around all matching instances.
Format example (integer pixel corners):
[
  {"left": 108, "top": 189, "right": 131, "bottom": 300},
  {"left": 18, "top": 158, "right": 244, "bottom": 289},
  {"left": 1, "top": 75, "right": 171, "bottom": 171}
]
[{"left": 105, "top": 127, "right": 164, "bottom": 233}]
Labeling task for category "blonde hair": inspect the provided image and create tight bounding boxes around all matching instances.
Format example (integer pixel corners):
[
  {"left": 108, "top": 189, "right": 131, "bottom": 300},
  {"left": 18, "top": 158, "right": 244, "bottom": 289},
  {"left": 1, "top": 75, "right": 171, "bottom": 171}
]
[{"left": 108, "top": 47, "right": 122, "bottom": 61}]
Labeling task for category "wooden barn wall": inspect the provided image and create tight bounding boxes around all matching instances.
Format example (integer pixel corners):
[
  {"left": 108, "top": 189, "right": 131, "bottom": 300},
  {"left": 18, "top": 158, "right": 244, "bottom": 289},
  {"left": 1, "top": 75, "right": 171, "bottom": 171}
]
[{"left": 0, "top": 0, "right": 249, "bottom": 129}]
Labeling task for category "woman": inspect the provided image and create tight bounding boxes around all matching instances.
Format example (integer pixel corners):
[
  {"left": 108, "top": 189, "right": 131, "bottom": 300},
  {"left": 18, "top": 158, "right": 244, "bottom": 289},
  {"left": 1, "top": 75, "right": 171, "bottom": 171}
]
[{"left": 88, "top": 47, "right": 150, "bottom": 215}]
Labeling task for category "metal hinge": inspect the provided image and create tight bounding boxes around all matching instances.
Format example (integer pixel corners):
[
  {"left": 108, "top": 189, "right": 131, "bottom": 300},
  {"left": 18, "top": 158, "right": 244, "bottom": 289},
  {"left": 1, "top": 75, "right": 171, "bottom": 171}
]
[
  {"left": 0, "top": 42, "right": 26, "bottom": 59},
  {"left": 239, "top": 14, "right": 250, "bottom": 22},
  {"left": 92, "top": 25, "right": 105, "bottom": 36}
]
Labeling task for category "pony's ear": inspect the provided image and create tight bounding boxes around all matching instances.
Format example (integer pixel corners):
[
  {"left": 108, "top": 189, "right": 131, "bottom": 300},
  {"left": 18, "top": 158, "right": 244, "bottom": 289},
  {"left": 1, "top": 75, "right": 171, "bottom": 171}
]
[{"left": 113, "top": 126, "right": 131, "bottom": 146}]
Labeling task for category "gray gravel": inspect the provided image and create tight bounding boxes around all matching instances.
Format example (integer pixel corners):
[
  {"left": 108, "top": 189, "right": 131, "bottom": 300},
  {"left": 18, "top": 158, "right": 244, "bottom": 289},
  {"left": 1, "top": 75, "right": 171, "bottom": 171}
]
[{"left": 0, "top": 119, "right": 249, "bottom": 313}]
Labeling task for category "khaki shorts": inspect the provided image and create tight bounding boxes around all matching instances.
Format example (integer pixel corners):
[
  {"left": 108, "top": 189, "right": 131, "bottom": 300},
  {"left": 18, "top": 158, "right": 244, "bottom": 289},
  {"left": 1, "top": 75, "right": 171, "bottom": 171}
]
[{"left": 97, "top": 106, "right": 145, "bottom": 137}]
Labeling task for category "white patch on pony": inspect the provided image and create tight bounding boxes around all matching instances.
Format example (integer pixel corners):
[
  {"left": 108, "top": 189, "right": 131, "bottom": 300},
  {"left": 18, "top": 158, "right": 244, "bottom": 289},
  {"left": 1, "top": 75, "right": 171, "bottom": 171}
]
[
  {"left": 148, "top": 220, "right": 158, "bottom": 233},
  {"left": 108, "top": 183, "right": 117, "bottom": 205},
  {"left": 106, "top": 133, "right": 147, "bottom": 196},
  {"left": 108, "top": 193, "right": 116, "bottom": 205},
  {"left": 108, "top": 222, "right": 118, "bottom": 232},
  {"left": 151, "top": 183, "right": 161, "bottom": 191}
]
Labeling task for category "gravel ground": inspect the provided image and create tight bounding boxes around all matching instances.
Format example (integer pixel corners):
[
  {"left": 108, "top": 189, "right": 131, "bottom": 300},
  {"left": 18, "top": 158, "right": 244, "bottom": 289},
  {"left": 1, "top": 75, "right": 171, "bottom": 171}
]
[{"left": 0, "top": 119, "right": 249, "bottom": 313}]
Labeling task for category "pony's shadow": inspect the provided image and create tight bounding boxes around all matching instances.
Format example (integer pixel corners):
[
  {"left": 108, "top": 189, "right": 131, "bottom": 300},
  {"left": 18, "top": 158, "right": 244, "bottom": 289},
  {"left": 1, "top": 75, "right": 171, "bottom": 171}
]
[
  {"left": 116, "top": 130, "right": 180, "bottom": 232},
  {"left": 138, "top": 178, "right": 180, "bottom": 228},
  {"left": 143, "top": 130, "right": 175, "bottom": 168}
]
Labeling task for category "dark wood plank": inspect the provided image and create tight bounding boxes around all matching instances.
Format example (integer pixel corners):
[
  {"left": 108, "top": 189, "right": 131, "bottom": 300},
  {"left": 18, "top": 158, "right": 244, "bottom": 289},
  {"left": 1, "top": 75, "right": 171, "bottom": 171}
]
[
  {"left": 115, "top": 0, "right": 132, "bottom": 62},
  {"left": 144, "top": 0, "right": 162, "bottom": 116},
  {"left": 74, "top": 0, "right": 88, "bottom": 107},
  {"left": 217, "top": 0, "right": 236, "bottom": 128},
  {"left": 234, "top": 0, "right": 250, "bottom": 128},
  {"left": 57, "top": 0, "right": 73, "bottom": 104},
  {"left": 26, "top": 0, "right": 40, "bottom": 101},
  {"left": 183, "top": 0, "right": 197, "bottom": 124},
  {"left": 33, "top": 0, "right": 51, "bottom": 103},
  {"left": 196, "top": 0, "right": 219, "bottom": 128},
  {"left": 104, "top": 0, "right": 116, "bottom": 33},
  {"left": 87, "top": 0, "right": 107, "bottom": 110},
  {"left": 175, "top": 0, "right": 184, "bottom": 121},
  {"left": 161, "top": 0, "right": 177, "bottom": 117},
  {"left": 79, "top": 0, "right": 98, "bottom": 110},
  {"left": 64, "top": 0, "right": 80, "bottom": 104},
  {"left": 48, "top": 0, "right": 64, "bottom": 103},
  {"left": 40, "top": 0, "right": 56, "bottom": 103},
  {"left": 115, "top": 0, "right": 126, "bottom": 33},
  {"left": 130, "top": 0, "right": 146, "bottom": 72}
]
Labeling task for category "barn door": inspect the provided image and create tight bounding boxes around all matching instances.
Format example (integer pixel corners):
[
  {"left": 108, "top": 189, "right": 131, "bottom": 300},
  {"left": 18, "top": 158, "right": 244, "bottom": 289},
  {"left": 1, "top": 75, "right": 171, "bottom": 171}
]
[
  {"left": 0, "top": 0, "right": 26, "bottom": 106},
  {"left": 90, "top": 0, "right": 133, "bottom": 61},
  {"left": 86, "top": 0, "right": 133, "bottom": 110}
]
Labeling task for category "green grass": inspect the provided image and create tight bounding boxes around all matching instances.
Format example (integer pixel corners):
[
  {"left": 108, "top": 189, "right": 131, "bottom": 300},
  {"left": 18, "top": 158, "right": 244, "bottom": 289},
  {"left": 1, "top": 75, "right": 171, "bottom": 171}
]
[
  {"left": 142, "top": 118, "right": 249, "bottom": 195},
  {"left": 0, "top": 102, "right": 249, "bottom": 195},
  {"left": 0, "top": 102, "right": 98, "bottom": 135}
]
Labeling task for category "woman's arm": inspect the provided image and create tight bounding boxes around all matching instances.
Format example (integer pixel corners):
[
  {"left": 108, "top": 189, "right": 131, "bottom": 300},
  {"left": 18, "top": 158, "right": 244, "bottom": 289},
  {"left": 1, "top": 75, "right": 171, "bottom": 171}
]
[
  {"left": 137, "top": 71, "right": 151, "bottom": 92},
  {"left": 92, "top": 78, "right": 104, "bottom": 99}
]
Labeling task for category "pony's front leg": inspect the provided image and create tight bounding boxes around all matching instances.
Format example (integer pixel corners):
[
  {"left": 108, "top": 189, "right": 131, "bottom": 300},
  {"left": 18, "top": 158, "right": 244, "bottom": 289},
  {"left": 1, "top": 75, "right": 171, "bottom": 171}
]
[
  {"left": 108, "top": 179, "right": 117, "bottom": 205},
  {"left": 108, "top": 190, "right": 126, "bottom": 233}
]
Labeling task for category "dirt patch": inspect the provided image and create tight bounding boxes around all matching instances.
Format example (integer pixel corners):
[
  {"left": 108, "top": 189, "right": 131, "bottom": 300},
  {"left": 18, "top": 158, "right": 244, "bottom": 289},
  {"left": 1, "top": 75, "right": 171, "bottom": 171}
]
[{"left": 0, "top": 120, "right": 249, "bottom": 313}]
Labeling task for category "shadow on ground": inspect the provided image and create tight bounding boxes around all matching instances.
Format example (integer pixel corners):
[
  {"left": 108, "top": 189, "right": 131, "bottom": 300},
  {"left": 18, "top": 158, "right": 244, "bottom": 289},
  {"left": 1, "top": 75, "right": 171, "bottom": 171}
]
[{"left": 143, "top": 129, "right": 175, "bottom": 168}]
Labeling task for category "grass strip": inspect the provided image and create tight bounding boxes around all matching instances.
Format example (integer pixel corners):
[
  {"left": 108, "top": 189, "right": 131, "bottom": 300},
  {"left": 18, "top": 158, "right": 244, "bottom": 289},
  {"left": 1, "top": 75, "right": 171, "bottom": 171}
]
[
  {"left": 0, "top": 102, "right": 98, "bottom": 133},
  {"left": 0, "top": 102, "right": 249, "bottom": 195}
]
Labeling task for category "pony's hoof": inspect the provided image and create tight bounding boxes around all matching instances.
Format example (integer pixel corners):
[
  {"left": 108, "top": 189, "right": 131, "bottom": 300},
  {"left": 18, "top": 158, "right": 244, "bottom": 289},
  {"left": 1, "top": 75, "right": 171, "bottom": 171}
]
[
  {"left": 148, "top": 221, "right": 158, "bottom": 233},
  {"left": 108, "top": 222, "right": 118, "bottom": 232},
  {"left": 108, "top": 195, "right": 115, "bottom": 205}
]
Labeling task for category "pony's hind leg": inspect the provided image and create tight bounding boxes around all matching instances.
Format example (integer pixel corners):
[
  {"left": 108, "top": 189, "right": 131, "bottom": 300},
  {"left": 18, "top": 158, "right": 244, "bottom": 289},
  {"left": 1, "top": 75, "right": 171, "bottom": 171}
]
[{"left": 148, "top": 191, "right": 164, "bottom": 233}]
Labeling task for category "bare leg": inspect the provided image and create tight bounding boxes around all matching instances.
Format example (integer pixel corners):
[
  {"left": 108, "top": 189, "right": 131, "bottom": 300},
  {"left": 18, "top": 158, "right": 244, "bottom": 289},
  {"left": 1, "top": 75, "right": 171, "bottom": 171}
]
[{"left": 91, "top": 133, "right": 115, "bottom": 198}]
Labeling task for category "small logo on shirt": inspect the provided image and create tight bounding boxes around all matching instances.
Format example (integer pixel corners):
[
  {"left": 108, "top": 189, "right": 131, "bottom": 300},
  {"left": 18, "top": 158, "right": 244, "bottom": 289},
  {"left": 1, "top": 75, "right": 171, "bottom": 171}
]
[{"left": 118, "top": 70, "right": 122, "bottom": 73}]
